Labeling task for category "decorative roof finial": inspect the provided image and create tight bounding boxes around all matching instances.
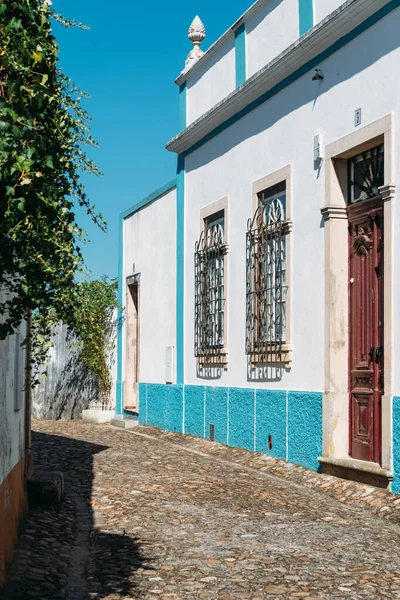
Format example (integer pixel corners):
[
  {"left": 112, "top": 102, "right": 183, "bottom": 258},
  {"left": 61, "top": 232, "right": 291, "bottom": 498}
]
[{"left": 185, "top": 16, "right": 206, "bottom": 70}]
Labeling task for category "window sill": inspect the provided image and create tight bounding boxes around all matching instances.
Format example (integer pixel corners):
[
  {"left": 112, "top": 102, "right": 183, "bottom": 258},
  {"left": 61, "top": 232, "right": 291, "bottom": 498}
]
[
  {"left": 197, "top": 349, "right": 228, "bottom": 367},
  {"left": 248, "top": 344, "right": 292, "bottom": 368}
]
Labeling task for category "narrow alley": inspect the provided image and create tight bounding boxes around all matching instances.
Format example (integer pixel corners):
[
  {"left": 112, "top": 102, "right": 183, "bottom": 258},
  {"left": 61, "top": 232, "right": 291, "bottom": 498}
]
[{"left": 2, "top": 420, "right": 400, "bottom": 600}]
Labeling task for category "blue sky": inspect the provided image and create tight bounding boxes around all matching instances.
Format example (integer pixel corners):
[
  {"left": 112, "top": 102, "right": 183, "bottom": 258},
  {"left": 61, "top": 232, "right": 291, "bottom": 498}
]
[{"left": 52, "top": 0, "right": 251, "bottom": 279}]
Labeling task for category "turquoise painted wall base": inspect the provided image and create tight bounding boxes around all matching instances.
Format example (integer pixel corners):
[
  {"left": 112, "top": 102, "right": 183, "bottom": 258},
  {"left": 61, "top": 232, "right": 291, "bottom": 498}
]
[
  {"left": 138, "top": 383, "right": 322, "bottom": 471},
  {"left": 392, "top": 397, "right": 400, "bottom": 494}
]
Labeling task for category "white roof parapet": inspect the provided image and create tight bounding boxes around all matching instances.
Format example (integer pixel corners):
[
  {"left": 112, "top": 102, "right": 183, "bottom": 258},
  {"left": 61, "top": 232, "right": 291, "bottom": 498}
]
[
  {"left": 175, "top": 0, "right": 265, "bottom": 85},
  {"left": 167, "top": 0, "right": 391, "bottom": 155},
  {"left": 183, "top": 16, "right": 206, "bottom": 73}
]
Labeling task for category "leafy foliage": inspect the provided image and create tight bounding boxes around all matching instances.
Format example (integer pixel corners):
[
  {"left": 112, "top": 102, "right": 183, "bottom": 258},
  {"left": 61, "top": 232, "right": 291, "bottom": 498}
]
[
  {"left": 0, "top": 0, "right": 105, "bottom": 339},
  {"left": 74, "top": 277, "right": 118, "bottom": 401},
  {"left": 32, "top": 276, "right": 119, "bottom": 401}
]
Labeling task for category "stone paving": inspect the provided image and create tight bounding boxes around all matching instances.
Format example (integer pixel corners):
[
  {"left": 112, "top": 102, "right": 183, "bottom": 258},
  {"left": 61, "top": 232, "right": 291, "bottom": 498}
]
[{"left": 2, "top": 420, "right": 400, "bottom": 599}]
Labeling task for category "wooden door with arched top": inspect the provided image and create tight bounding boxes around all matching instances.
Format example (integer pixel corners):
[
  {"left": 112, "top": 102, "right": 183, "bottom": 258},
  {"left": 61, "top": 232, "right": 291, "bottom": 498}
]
[{"left": 348, "top": 195, "right": 383, "bottom": 463}]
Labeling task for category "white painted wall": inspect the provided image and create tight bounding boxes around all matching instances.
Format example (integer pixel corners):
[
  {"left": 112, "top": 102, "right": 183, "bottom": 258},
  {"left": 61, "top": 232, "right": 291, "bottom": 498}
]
[
  {"left": 123, "top": 188, "right": 177, "bottom": 384},
  {"left": 185, "top": 0, "right": 302, "bottom": 124},
  {"left": 187, "top": 36, "right": 236, "bottom": 126},
  {"left": 313, "top": 0, "right": 344, "bottom": 25},
  {"left": 0, "top": 314, "right": 26, "bottom": 488},
  {"left": 246, "top": 0, "right": 299, "bottom": 78},
  {"left": 184, "top": 10, "right": 400, "bottom": 394}
]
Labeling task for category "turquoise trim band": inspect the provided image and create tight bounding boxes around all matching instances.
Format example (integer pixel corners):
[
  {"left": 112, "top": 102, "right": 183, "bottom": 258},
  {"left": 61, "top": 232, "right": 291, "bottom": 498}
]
[
  {"left": 235, "top": 23, "right": 246, "bottom": 87},
  {"left": 116, "top": 213, "right": 124, "bottom": 416},
  {"left": 121, "top": 179, "right": 177, "bottom": 221},
  {"left": 179, "top": 82, "right": 187, "bottom": 131},
  {"left": 176, "top": 155, "right": 185, "bottom": 384},
  {"left": 298, "top": 0, "right": 313, "bottom": 36},
  {"left": 393, "top": 397, "right": 400, "bottom": 494},
  {"left": 116, "top": 179, "right": 177, "bottom": 415},
  {"left": 180, "top": 0, "right": 399, "bottom": 159}
]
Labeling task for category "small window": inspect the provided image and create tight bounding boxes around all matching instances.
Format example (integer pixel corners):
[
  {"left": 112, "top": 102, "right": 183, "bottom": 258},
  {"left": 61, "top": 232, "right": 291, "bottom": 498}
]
[
  {"left": 348, "top": 144, "right": 384, "bottom": 203},
  {"left": 195, "top": 209, "right": 228, "bottom": 364},
  {"left": 246, "top": 181, "right": 289, "bottom": 363}
]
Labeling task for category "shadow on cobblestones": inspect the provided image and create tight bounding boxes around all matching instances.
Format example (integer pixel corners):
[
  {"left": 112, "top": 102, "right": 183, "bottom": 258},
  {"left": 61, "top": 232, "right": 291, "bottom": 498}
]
[
  {"left": 87, "top": 530, "right": 148, "bottom": 599},
  {"left": 5, "top": 420, "right": 400, "bottom": 599},
  {"left": 1, "top": 430, "right": 147, "bottom": 600}
]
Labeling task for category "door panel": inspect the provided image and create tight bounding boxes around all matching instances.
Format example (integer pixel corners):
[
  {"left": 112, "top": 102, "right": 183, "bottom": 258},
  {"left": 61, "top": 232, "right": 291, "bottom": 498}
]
[
  {"left": 125, "top": 283, "right": 139, "bottom": 411},
  {"left": 348, "top": 196, "right": 383, "bottom": 463}
]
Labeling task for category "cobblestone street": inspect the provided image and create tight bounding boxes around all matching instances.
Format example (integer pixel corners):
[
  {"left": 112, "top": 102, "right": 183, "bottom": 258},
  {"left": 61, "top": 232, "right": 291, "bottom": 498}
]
[{"left": 3, "top": 420, "right": 400, "bottom": 600}]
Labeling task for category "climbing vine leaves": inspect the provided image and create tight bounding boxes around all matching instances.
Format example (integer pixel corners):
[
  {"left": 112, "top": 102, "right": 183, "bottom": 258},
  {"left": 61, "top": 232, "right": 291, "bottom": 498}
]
[{"left": 0, "top": 0, "right": 104, "bottom": 339}]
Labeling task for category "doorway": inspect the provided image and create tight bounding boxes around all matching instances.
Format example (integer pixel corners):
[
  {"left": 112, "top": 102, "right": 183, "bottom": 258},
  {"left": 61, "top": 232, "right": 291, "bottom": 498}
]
[
  {"left": 321, "top": 116, "right": 394, "bottom": 480},
  {"left": 124, "top": 281, "right": 139, "bottom": 412}
]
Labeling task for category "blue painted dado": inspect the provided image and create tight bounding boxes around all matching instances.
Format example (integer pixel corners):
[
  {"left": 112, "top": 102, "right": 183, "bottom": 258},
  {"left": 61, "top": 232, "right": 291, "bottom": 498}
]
[
  {"left": 256, "top": 389, "right": 287, "bottom": 460},
  {"left": 184, "top": 386, "right": 205, "bottom": 437},
  {"left": 229, "top": 388, "right": 255, "bottom": 452},
  {"left": 288, "top": 392, "right": 322, "bottom": 471},
  {"left": 139, "top": 383, "right": 184, "bottom": 433},
  {"left": 138, "top": 384, "right": 322, "bottom": 471},
  {"left": 392, "top": 397, "right": 400, "bottom": 494},
  {"left": 206, "top": 387, "right": 228, "bottom": 444}
]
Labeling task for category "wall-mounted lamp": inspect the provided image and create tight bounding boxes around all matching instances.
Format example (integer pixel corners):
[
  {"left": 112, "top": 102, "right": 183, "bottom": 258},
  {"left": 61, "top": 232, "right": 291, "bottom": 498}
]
[{"left": 312, "top": 69, "right": 324, "bottom": 81}]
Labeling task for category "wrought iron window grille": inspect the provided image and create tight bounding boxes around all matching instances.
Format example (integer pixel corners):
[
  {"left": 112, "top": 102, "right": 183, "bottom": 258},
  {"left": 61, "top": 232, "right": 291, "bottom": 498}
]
[
  {"left": 195, "top": 220, "right": 228, "bottom": 365},
  {"left": 348, "top": 144, "right": 384, "bottom": 203},
  {"left": 246, "top": 192, "right": 289, "bottom": 364}
]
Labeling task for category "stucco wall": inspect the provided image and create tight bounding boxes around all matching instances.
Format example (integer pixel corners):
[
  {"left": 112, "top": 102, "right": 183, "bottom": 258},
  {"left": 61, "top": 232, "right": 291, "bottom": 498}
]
[
  {"left": 139, "top": 384, "right": 323, "bottom": 470},
  {"left": 184, "top": 9, "right": 400, "bottom": 395},
  {"left": 123, "top": 187, "right": 177, "bottom": 385},
  {"left": 32, "top": 324, "right": 114, "bottom": 420},
  {"left": 0, "top": 461, "right": 26, "bottom": 587},
  {"left": 246, "top": 0, "right": 299, "bottom": 78},
  {"left": 0, "top": 310, "right": 26, "bottom": 587},
  {"left": 313, "top": 0, "right": 344, "bottom": 25},
  {"left": 187, "top": 36, "right": 236, "bottom": 126},
  {"left": 0, "top": 326, "right": 25, "bottom": 491}
]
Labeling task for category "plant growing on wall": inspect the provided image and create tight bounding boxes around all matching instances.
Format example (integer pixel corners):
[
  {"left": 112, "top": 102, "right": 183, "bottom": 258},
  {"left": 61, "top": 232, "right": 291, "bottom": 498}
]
[
  {"left": 0, "top": 0, "right": 104, "bottom": 340},
  {"left": 74, "top": 276, "right": 118, "bottom": 402},
  {"left": 31, "top": 276, "right": 119, "bottom": 401}
]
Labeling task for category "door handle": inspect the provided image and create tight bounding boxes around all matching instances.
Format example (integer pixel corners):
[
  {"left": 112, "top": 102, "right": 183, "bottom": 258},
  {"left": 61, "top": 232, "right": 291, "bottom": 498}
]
[{"left": 375, "top": 346, "right": 383, "bottom": 363}]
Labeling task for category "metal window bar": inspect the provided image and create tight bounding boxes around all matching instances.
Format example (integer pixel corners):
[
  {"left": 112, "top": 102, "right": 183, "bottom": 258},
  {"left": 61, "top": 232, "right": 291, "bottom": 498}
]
[
  {"left": 195, "top": 222, "right": 226, "bottom": 362},
  {"left": 246, "top": 194, "right": 287, "bottom": 363},
  {"left": 349, "top": 144, "right": 384, "bottom": 203}
]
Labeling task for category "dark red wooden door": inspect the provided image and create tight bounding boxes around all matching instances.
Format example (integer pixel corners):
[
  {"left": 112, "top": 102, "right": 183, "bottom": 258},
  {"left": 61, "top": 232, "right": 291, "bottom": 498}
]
[{"left": 348, "top": 196, "right": 383, "bottom": 463}]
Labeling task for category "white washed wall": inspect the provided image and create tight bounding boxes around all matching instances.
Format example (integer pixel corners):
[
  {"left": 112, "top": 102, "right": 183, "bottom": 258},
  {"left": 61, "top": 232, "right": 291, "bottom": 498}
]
[
  {"left": 123, "top": 188, "right": 177, "bottom": 384},
  {"left": 187, "top": 36, "right": 236, "bottom": 126},
  {"left": 246, "top": 0, "right": 299, "bottom": 78},
  {"left": 32, "top": 323, "right": 116, "bottom": 420},
  {"left": 0, "top": 317, "right": 25, "bottom": 488},
  {"left": 184, "top": 10, "right": 400, "bottom": 394},
  {"left": 313, "top": 0, "right": 345, "bottom": 25}
]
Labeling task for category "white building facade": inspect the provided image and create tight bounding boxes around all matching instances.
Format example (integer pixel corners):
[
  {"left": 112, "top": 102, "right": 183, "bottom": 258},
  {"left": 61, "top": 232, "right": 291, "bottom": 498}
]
[{"left": 117, "top": 0, "right": 400, "bottom": 492}]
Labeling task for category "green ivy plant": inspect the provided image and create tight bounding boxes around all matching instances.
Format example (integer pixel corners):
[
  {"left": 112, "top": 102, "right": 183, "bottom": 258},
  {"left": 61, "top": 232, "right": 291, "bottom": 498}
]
[
  {"left": 0, "top": 0, "right": 104, "bottom": 340},
  {"left": 74, "top": 276, "right": 118, "bottom": 402},
  {"left": 31, "top": 276, "right": 119, "bottom": 400}
]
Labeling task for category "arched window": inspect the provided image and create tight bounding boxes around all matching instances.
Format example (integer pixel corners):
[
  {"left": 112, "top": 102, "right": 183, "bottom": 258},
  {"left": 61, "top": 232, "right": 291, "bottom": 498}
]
[
  {"left": 246, "top": 182, "right": 289, "bottom": 363},
  {"left": 195, "top": 210, "right": 228, "bottom": 365}
]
